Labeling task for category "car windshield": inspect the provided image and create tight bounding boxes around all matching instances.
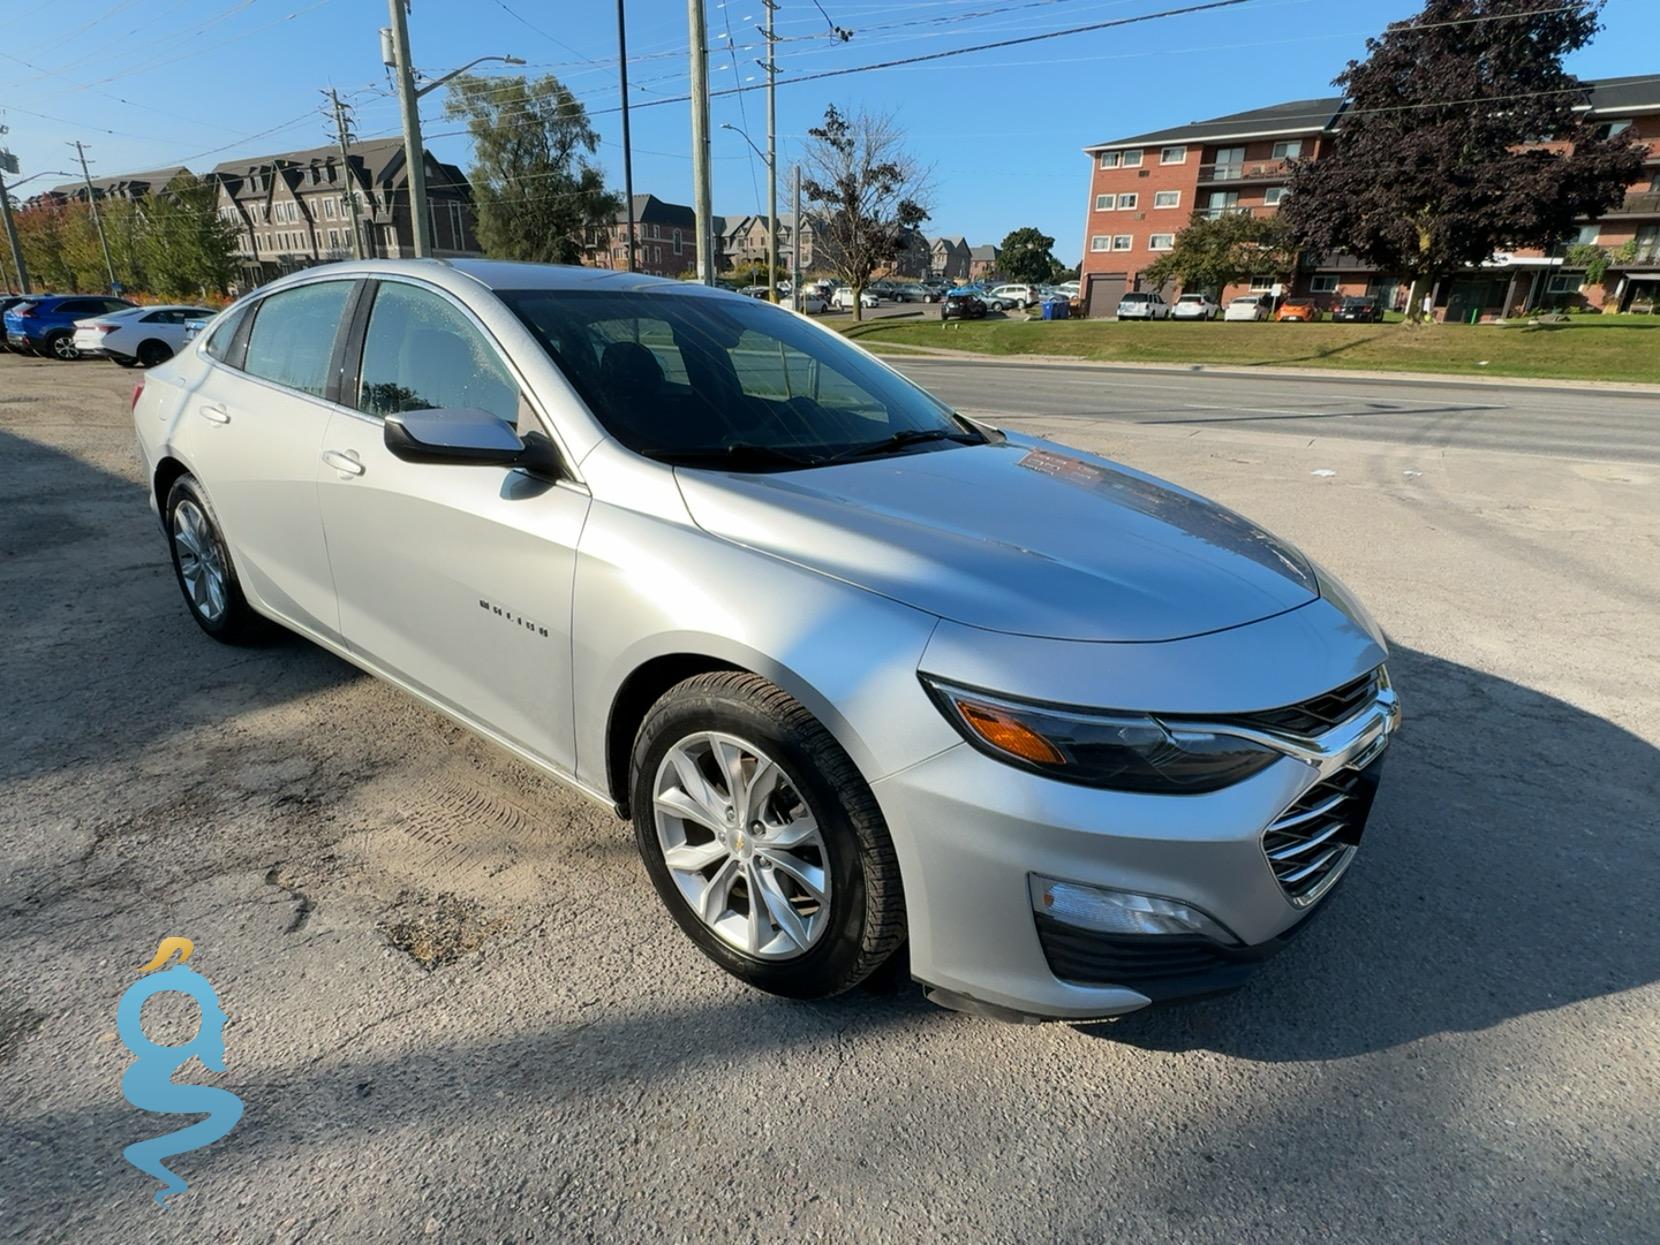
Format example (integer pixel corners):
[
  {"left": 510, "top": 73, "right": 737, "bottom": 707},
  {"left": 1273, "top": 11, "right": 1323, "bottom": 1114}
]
[
  {"left": 1177, "top": 295, "right": 1205, "bottom": 302},
  {"left": 1121, "top": 294, "right": 1150, "bottom": 303},
  {"left": 500, "top": 288, "right": 981, "bottom": 471}
]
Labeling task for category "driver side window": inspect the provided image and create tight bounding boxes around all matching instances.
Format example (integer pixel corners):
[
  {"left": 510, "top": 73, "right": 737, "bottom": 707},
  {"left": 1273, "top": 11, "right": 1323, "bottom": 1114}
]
[{"left": 356, "top": 282, "right": 518, "bottom": 425}]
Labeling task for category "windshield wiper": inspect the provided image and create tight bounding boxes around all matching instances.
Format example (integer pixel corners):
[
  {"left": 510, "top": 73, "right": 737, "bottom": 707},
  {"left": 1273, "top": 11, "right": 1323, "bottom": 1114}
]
[
  {"left": 650, "top": 443, "right": 822, "bottom": 471},
  {"left": 817, "top": 427, "right": 981, "bottom": 467}
]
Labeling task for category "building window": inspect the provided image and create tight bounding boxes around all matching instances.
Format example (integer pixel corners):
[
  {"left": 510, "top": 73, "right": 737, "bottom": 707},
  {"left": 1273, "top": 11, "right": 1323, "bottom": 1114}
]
[
  {"left": 1122, "top": 148, "right": 1143, "bottom": 167},
  {"left": 673, "top": 228, "right": 682, "bottom": 254},
  {"left": 1310, "top": 274, "right": 1338, "bottom": 293},
  {"left": 1212, "top": 146, "right": 1246, "bottom": 176},
  {"left": 1160, "top": 145, "right": 1187, "bottom": 165},
  {"left": 1149, "top": 233, "right": 1175, "bottom": 251},
  {"left": 1153, "top": 190, "right": 1181, "bottom": 208},
  {"left": 1098, "top": 151, "right": 1121, "bottom": 168},
  {"left": 1249, "top": 275, "right": 1275, "bottom": 292},
  {"left": 323, "top": 198, "right": 337, "bottom": 219},
  {"left": 1090, "top": 235, "right": 1111, "bottom": 252},
  {"left": 1576, "top": 223, "right": 1600, "bottom": 245},
  {"left": 1112, "top": 235, "right": 1133, "bottom": 251},
  {"left": 1547, "top": 273, "right": 1582, "bottom": 294},
  {"left": 1095, "top": 193, "right": 1115, "bottom": 211},
  {"left": 1271, "top": 140, "right": 1303, "bottom": 159},
  {"left": 1265, "top": 186, "right": 1287, "bottom": 206},
  {"left": 1117, "top": 193, "right": 1138, "bottom": 211},
  {"left": 1594, "top": 119, "right": 1633, "bottom": 139}
]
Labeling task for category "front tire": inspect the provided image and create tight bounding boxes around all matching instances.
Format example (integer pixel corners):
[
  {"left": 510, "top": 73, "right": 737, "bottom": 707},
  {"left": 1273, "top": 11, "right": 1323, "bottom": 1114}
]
[
  {"left": 45, "top": 331, "right": 79, "bottom": 360},
  {"left": 631, "top": 672, "right": 906, "bottom": 999},
  {"left": 164, "top": 475, "right": 264, "bottom": 643}
]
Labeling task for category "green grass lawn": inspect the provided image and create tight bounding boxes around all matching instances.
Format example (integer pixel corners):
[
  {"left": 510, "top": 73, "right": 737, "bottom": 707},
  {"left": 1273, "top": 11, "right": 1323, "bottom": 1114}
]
[{"left": 838, "top": 314, "right": 1660, "bottom": 384}]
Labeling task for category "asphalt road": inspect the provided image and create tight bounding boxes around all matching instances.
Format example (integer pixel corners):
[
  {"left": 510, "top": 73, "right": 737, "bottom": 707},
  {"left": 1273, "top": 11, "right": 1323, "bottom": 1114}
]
[
  {"left": 891, "top": 355, "right": 1660, "bottom": 463},
  {"left": 3, "top": 352, "right": 1657, "bottom": 1242}
]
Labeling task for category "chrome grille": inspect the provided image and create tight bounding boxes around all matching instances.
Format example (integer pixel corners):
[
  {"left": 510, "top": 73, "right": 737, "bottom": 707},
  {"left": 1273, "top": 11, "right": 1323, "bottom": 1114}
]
[
  {"left": 1224, "top": 668, "right": 1382, "bottom": 737},
  {"left": 1262, "top": 761, "right": 1382, "bottom": 906}
]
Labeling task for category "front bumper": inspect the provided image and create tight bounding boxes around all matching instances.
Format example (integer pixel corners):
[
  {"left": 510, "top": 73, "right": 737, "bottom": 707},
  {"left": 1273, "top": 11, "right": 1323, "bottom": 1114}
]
[{"left": 873, "top": 673, "right": 1399, "bottom": 1021}]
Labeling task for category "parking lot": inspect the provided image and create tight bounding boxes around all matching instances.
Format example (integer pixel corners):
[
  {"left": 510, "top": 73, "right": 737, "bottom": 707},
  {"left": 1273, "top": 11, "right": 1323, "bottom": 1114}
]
[{"left": 3, "top": 350, "right": 1657, "bottom": 1240}]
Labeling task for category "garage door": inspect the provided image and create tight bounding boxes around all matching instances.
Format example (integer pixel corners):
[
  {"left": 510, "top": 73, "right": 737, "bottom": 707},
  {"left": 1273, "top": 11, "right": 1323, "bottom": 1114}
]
[{"left": 1086, "top": 272, "right": 1127, "bottom": 318}]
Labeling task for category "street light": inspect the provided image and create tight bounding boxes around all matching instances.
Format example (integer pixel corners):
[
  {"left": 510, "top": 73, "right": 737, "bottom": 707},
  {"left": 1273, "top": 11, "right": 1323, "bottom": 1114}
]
[
  {"left": 382, "top": 0, "right": 525, "bottom": 257},
  {"left": 0, "top": 169, "right": 78, "bottom": 296}
]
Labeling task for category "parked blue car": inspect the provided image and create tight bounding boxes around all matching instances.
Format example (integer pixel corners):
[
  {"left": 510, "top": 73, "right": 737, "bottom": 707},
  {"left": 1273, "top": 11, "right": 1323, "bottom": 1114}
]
[{"left": 3, "top": 293, "right": 136, "bottom": 359}]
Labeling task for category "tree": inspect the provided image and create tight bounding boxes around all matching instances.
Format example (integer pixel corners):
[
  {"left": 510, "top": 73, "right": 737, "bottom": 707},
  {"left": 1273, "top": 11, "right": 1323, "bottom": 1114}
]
[
  {"left": 1141, "top": 210, "right": 1298, "bottom": 294},
  {"left": 998, "top": 226, "right": 1057, "bottom": 283},
  {"left": 1281, "top": 0, "right": 1644, "bottom": 323},
  {"left": 135, "top": 174, "right": 238, "bottom": 297},
  {"left": 444, "top": 72, "right": 619, "bottom": 264},
  {"left": 801, "top": 105, "right": 929, "bottom": 321}
]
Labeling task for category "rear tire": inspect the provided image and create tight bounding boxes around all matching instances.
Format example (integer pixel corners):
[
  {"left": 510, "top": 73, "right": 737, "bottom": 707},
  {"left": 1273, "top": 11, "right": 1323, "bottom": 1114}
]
[
  {"left": 631, "top": 671, "right": 906, "bottom": 1000},
  {"left": 113, "top": 354, "right": 139, "bottom": 368},
  {"left": 164, "top": 475, "right": 265, "bottom": 644},
  {"left": 137, "top": 339, "right": 172, "bottom": 368},
  {"left": 45, "top": 331, "right": 79, "bottom": 360}
]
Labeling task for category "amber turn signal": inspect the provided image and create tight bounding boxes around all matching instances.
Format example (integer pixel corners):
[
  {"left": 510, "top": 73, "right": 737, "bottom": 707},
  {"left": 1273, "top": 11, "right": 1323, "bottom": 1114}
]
[{"left": 954, "top": 699, "right": 1066, "bottom": 765}]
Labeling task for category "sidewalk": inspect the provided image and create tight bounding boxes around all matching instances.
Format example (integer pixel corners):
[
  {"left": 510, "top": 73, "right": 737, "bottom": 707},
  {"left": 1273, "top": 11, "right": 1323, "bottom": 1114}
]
[{"left": 855, "top": 339, "right": 1660, "bottom": 395}]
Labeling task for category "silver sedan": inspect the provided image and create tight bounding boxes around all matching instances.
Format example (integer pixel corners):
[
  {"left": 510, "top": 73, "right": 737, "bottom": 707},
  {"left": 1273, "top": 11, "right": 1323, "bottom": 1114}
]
[{"left": 132, "top": 260, "right": 1397, "bottom": 1021}]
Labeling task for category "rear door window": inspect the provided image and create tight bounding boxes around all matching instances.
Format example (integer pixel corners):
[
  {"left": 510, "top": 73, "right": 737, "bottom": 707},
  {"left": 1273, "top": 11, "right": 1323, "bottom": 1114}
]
[
  {"left": 354, "top": 281, "right": 517, "bottom": 424},
  {"left": 242, "top": 281, "right": 353, "bottom": 398}
]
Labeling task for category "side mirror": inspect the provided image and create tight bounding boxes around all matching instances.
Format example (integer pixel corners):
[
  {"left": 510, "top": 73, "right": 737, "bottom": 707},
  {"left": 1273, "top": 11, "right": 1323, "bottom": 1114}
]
[{"left": 384, "top": 407, "right": 561, "bottom": 476}]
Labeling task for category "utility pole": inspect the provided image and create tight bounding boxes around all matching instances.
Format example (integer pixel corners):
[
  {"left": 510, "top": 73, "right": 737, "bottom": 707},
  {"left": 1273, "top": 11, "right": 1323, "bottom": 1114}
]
[
  {"left": 386, "top": 0, "right": 431, "bottom": 257},
  {"left": 688, "top": 0, "right": 715, "bottom": 285},
  {"left": 324, "top": 89, "right": 366, "bottom": 259},
  {"left": 0, "top": 163, "right": 26, "bottom": 295},
  {"left": 791, "top": 163, "right": 801, "bottom": 312},
  {"left": 70, "top": 140, "right": 118, "bottom": 292},
  {"left": 762, "top": 0, "right": 779, "bottom": 301},
  {"left": 616, "top": 0, "right": 636, "bottom": 272}
]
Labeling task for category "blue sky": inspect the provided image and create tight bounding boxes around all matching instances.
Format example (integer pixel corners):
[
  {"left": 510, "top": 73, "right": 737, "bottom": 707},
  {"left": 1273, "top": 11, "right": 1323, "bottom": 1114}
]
[{"left": 2, "top": 0, "right": 1656, "bottom": 263}]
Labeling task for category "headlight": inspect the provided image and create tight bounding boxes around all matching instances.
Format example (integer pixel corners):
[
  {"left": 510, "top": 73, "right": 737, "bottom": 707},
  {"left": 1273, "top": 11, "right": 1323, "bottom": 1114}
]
[{"left": 921, "top": 677, "right": 1278, "bottom": 793}]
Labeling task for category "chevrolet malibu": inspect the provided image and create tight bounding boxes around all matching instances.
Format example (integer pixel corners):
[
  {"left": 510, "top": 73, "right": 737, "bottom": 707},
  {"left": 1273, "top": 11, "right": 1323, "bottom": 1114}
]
[{"left": 132, "top": 260, "right": 1398, "bottom": 1021}]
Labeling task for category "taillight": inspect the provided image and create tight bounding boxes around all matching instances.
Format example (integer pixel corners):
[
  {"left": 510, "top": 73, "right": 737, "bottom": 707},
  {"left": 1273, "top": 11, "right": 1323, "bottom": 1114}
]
[
  {"left": 95, "top": 322, "right": 119, "bottom": 334},
  {"left": 131, "top": 378, "right": 145, "bottom": 413},
  {"left": 14, "top": 305, "right": 34, "bottom": 318}
]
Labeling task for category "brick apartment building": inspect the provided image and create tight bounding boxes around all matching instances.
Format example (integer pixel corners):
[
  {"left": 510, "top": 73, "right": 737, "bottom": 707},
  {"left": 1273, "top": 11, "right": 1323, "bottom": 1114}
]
[{"left": 1080, "top": 74, "right": 1660, "bottom": 319}]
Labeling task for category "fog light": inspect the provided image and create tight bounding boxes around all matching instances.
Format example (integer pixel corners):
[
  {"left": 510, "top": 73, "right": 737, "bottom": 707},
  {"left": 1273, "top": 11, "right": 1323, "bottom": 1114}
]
[{"left": 1029, "top": 875, "right": 1239, "bottom": 944}]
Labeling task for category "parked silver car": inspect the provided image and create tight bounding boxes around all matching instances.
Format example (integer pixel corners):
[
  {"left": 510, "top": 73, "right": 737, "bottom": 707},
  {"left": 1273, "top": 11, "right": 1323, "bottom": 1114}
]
[{"left": 132, "top": 260, "right": 1397, "bottom": 1021}]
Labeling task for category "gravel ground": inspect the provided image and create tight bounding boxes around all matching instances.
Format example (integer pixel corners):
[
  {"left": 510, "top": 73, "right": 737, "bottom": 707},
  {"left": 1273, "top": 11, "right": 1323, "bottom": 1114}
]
[{"left": 2, "top": 350, "right": 1656, "bottom": 1242}]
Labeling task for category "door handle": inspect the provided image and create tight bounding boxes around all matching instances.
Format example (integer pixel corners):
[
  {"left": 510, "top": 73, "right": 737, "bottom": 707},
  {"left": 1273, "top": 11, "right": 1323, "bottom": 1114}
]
[
  {"left": 321, "top": 449, "right": 365, "bottom": 477},
  {"left": 198, "top": 404, "right": 230, "bottom": 425}
]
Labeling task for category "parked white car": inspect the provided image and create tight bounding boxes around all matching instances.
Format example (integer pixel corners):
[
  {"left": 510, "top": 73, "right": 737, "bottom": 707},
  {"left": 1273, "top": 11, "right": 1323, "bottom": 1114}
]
[
  {"left": 831, "top": 287, "right": 880, "bottom": 310},
  {"left": 1171, "top": 293, "right": 1220, "bottom": 321},
  {"left": 1116, "top": 291, "right": 1171, "bottom": 320},
  {"left": 73, "top": 304, "right": 217, "bottom": 367},
  {"left": 1224, "top": 294, "right": 1272, "bottom": 322},
  {"left": 990, "top": 283, "right": 1039, "bottom": 307},
  {"left": 797, "top": 291, "right": 829, "bottom": 314}
]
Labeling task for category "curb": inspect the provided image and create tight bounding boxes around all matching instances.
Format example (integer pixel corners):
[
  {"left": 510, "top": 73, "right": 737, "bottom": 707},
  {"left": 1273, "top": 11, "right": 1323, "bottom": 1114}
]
[{"left": 854, "top": 340, "right": 1660, "bottom": 394}]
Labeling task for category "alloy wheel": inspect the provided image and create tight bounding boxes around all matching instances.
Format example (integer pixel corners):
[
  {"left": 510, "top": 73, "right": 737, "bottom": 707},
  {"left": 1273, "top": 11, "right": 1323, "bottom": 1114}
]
[
  {"left": 172, "top": 499, "right": 228, "bottom": 622},
  {"left": 51, "top": 335, "right": 78, "bottom": 360},
  {"left": 652, "top": 731, "right": 831, "bottom": 960}
]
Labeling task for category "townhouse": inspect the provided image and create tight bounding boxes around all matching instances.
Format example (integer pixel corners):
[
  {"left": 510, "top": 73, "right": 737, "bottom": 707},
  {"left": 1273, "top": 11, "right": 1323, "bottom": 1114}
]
[
  {"left": 588, "top": 195, "right": 697, "bottom": 277},
  {"left": 212, "top": 138, "right": 480, "bottom": 290},
  {"left": 35, "top": 166, "right": 193, "bottom": 207},
  {"left": 1079, "top": 74, "right": 1660, "bottom": 319}
]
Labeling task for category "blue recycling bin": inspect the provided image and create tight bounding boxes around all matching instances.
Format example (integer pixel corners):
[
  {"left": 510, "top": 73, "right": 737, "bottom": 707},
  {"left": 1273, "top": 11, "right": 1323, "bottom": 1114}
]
[{"left": 1040, "top": 297, "right": 1070, "bottom": 321}]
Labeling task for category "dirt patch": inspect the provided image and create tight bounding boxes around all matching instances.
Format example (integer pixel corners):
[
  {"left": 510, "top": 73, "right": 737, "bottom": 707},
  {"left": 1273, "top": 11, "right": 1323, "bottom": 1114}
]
[{"left": 381, "top": 893, "right": 508, "bottom": 969}]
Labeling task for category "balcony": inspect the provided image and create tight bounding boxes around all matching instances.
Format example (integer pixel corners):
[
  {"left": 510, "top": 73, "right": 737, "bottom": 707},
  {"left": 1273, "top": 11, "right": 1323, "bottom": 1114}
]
[
  {"left": 1613, "top": 244, "right": 1660, "bottom": 268},
  {"left": 1606, "top": 191, "right": 1660, "bottom": 217},
  {"left": 1198, "top": 158, "right": 1292, "bottom": 185},
  {"left": 1195, "top": 206, "right": 1257, "bottom": 220}
]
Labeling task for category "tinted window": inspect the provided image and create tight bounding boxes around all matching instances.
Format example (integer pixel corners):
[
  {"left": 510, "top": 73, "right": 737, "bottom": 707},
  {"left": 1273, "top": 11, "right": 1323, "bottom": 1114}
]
[
  {"left": 56, "top": 300, "right": 101, "bottom": 316},
  {"left": 203, "top": 303, "right": 251, "bottom": 363},
  {"left": 355, "top": 282, "right": 517, "bottom": 424},
  {"left": 501, "top": 288, "right": 972, "bottom": 468},
  {"left": 242, "top": 282, "right": 352, "bottom": 396}
]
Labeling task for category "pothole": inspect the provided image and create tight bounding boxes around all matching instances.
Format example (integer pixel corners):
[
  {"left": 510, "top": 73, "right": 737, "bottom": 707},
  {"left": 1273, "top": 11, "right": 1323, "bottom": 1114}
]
[{"left": 381, "top": 893, "right": 508, "bottom": 969}]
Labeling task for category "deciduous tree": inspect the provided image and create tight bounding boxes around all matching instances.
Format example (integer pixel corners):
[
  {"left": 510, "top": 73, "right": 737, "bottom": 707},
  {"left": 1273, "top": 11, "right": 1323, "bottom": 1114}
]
[
  {"left": 1141, "top": 210, "right": 1298, "bottom": 295},
  {"left": 998, "top": 226, "right": 1058, "bottom": 284},
  {"left": 444, "top": 72, "right": 619, "bottom": 264},
  {"left": 801, "top": 105, "right": 929, "bottom": 321},
  {"left": 1281, "top": 0, "right": 1644, "bottom": 322}
]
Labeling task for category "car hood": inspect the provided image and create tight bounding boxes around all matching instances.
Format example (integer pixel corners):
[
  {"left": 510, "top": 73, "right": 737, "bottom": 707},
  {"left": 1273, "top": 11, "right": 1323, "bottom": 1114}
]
[{"left": 675, "top": 433, "right": 1318, "bottom": 642}]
